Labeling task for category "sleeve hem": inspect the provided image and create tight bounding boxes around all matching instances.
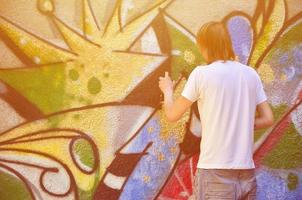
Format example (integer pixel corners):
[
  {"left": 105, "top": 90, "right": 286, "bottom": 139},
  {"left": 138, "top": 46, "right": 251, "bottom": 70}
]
[
  {"left": 256, "top": 97, "right": 267, "bottom": 105},
  {"left": 181, "top": 92, "right": 195, "bottom": 102}
]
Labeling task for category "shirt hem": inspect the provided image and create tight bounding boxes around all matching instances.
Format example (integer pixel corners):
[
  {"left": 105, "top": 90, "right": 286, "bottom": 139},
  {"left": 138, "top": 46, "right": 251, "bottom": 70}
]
[{"left": 197, "top": 162, "right": 255, "bottom": 169}]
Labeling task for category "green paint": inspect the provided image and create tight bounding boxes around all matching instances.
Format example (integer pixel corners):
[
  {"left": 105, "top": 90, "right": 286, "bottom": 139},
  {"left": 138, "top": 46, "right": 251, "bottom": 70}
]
[
  {"left": 287, "top": 172, "right": 299, "bottom": 190},
  {"left": 263, "top": 123, "right": 302, "bottom": 169},
  {"left": 74, "top": 138, "right": 95, "bottom": 169},
  {"left": 273, "top": 104, "right": 289, "bottom": 119},
  {"left": 73, "top": 143, "right": 100, "bottom": 200},
  {"left": 0, "top": 170, "right": 32, "bottom": 200},
  {"left": 0, "top": 63, "right": 68, "bottom": 114},
  {"left": 73, "top": 114, "right": 80, "bottom": 119},
  {"left": 47, "top": 112, "right": 69, "bottom": 128},
  {"left": 254, "top": 127, "right": 267, "bottom": 141},
  {"left": 76, "top": 95, "right": 92, "bottom": 105},
  {"left": 78, "top": 171, "right": 100, "bottom": 200},
  {"left": 69, "top": 69, "right": 79, "bottom": 81},
  {"left": 275, "top": 21, "right": 302, "bottom": 51},
  {"left": 86, "top": 99, "right": 93, "bottom": 105},
  {"left": 87, "top": 77, "right": 101, "bottom": 95},
  {"left": 77, "top": 169, "right": 100, "bottom": 200},
  {"left": 266, "top": 21, "right": 302, "bottom": 60},
  {"left": 167, "top": 24, "right": 204, "bottom": 80},
  {"left": 78, "top": 96, "right": 87, "bottom": 103},
  {"left": 47, "top": 116, "right": 62, "bottom": 128},
  {"left": 254, "top": 104, "right": 288, "bottom": 141},
  {"left": 78, "top": 189, "right": 93, "bottom": 200}
]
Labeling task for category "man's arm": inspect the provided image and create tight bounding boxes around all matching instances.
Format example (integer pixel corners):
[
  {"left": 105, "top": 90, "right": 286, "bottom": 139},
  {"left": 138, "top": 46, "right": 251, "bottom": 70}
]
[
  {"left": 158, "top": 71, "right": 195, "bottom": 122},
  {"left": 163, "top": 90, "right": 193, "bottom": 122},
  {"left": 254, "top": 101, "right": 274, "bottom": 130}
]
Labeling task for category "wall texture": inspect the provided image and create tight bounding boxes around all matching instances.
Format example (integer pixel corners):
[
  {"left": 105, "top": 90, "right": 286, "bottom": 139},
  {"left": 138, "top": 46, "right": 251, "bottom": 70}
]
[{"left": 0, "top": 0, "right": 301, "bottom": 199}]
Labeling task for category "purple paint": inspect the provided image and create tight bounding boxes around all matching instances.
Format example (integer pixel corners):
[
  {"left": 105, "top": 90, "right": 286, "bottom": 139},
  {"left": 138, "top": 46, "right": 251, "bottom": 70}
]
[{"left": 227, "top": 16, "right": 253, "bottom": 64}]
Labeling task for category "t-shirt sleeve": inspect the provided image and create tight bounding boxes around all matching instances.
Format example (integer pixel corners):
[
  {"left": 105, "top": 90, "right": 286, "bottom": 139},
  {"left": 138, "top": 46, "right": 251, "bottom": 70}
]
[
  {"left": 181, "top": 69, "right": 200, "bottom": 102},
  {"left": 255, "top": 73, "right": 267, "bottom": 105}
]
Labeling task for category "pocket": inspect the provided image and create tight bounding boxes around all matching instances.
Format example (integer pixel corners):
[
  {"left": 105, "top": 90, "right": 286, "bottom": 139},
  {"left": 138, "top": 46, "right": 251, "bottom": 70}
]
[{"left": 204, "top": 182, "right": 236, "bottom": 200}]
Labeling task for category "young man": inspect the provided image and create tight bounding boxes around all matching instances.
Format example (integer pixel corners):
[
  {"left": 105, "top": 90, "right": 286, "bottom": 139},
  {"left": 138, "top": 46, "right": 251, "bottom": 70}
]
[{"left": 158, "top": 21, "right": 274, "bottom": 200}]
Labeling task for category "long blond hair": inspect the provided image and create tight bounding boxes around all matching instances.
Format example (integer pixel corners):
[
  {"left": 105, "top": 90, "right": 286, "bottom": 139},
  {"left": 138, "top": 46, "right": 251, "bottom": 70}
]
[{"left": 196, "top": 21, "right": 235, "bottom": 64}]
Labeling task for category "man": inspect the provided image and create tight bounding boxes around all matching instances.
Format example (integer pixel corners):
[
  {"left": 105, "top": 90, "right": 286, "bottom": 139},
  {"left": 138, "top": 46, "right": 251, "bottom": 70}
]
[{"left": 158, "top": 21, "right": 274, "bottom": 200}]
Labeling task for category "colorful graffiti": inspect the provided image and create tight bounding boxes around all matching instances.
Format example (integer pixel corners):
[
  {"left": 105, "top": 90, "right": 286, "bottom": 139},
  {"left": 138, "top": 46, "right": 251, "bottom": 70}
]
[{"left": 0, "top": 0, "right": 301, "bottom": 199}]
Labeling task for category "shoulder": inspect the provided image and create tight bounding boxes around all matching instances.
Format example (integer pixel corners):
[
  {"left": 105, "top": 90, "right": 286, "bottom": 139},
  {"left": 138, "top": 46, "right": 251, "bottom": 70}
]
[
  {"left": 193, "top": 64, "right": 211, "bottom": 74},
  {"left": 246, "top": 65, "right": 261, "bottom": 79},
  {"left": 187, "top": 65, "right": 204, "bottom": 76},
  {"left": 235, "top": 62, "right": 263, "bottom": 84},
  {"left": 188, "top": 66, "right": 209, "bottom": 81},
  {"left": 184, "top": 66, "right": 206, "bottom": 83},
  {"left": 235, "top": 61, "right": 259, "bottom": 76}
]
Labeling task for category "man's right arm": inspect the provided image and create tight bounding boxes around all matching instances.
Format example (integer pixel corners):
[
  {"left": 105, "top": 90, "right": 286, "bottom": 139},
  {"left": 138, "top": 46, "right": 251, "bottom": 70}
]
[{"left": 254, "top": 101, "right": 274, "bottom": 130}]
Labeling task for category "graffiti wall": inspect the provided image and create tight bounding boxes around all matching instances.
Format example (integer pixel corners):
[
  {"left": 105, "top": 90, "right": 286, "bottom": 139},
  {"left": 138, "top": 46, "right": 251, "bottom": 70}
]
[{"left": 0, "top": 0, "right": 301, "bottom": 199}]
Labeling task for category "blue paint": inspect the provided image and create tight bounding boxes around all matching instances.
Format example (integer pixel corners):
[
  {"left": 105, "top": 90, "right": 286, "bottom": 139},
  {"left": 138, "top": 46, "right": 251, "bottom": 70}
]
[
  {"left": 256, "top": 167, "right": 302, "bottom": 199},
  {"left": 119, "top": 114, "right": 180, "bottom": 200}
]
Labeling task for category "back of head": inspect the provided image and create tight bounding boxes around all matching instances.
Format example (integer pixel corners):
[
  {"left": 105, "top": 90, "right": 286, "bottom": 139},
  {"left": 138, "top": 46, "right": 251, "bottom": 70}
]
[{"left": 196, "top": 21, "right": 235, "bottom": 64}]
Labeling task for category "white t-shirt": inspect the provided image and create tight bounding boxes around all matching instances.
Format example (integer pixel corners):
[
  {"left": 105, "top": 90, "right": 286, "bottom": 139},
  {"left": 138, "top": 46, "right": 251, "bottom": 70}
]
[{"left": 181, "top": 60, "right": 267, "bottom": 169}]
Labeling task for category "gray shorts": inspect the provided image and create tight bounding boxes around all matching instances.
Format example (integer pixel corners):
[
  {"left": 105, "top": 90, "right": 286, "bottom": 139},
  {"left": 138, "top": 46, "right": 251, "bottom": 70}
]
[{"left": 192, "top": 168, "right": 257, "bottom": 200}]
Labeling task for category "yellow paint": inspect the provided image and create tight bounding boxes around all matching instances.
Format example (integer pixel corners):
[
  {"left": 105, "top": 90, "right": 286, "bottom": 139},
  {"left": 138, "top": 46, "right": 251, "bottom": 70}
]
[
  {"left": 184, "top": 49, "right": 196, "bottom": 64},
  {"left": 0, "top": 0, "right": 172, "bottom": 111},
  {"left": 0, "top": 136, "right": 96, "bottom": 190},
  {"left": 0, "top": 105, "right": 133, "bottom": 190},
  {"left": 249, "top": 0, "right": 286, "bottom": 67},
  {"left": 0, "top": 17, "right": 75, "bottom": 64},
  {"left": 38, "top": 0, "right": 54, "bottom": 13},
  {"left": 255, "top": 13, "right": 264, "bottom": 36},
  {"left": 157, "top": 152, "right": 166, "bottom": 161},
  {"left": 257, "top": 63, "right": 275, "bottom": 84},
  {"left": 143, "top": 175, "right": 151, "bottom": 183},
  {"left": 82, "top": 0, "right": 102, "bottom": 41},
  {"left": 147, "top": 126, "right": 154, "bottom": 134},
  {"left": 0, "top": 0, "right": 176, "bottom": 192},
  {"left": 169, "top": 146, "right": 178, "bottom": 154},
  {"left": 280, "top": 73, "right": 287, "bottom": 81}
]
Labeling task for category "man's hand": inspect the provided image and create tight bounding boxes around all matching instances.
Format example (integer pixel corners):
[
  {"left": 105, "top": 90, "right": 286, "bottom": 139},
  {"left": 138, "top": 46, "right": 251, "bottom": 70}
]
[
  {"left": 158, "top": 72, "right": 176, "bottom": 95},
  {"left": 158, "top": 72, "right": 192, "bottom": 122}
]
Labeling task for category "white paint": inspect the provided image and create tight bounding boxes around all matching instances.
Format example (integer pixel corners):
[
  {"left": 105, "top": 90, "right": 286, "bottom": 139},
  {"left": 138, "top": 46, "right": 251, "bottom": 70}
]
[
  {"left": 121, "top": 0, "right": 134, "bottom": 27},
  {"left": 0, "top": 99, "right": 24, "bottom": 132},
  {"left": 103, "top": 172, "right": 126, "bottom": 190},
  {"left": 0, "top": 152, "right": 75, "bottom": 200},
  {"left": 124, "top": 55, "right": 167, "bottom": 96},
  {"left": 140, "top": 28, "right": 161, "bottom": 54},
  {"left": 117, "top": 106, "right": 155, "bottom": 153},
  {"left": 171, "top": 49, "right": 181, "bottom": 56}
]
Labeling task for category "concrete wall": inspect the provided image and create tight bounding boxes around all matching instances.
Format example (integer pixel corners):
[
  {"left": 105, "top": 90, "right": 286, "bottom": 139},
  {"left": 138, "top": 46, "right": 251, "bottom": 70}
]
[{"left": 0, "top": 0, "right": 301, "bottom": 199}]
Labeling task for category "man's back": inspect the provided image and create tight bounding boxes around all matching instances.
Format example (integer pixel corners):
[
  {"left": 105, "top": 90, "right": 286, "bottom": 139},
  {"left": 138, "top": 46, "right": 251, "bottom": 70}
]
[{"left": 181, "top": 60, "right": 267, "bottom": 169}]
